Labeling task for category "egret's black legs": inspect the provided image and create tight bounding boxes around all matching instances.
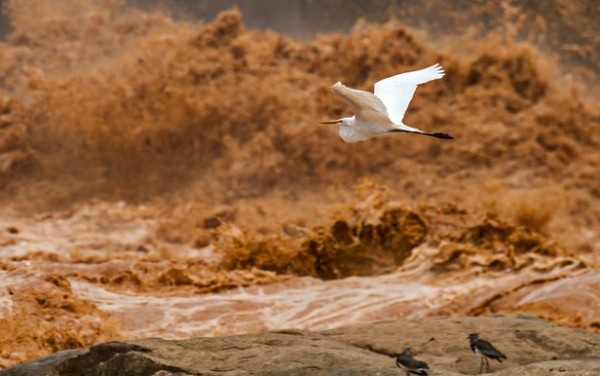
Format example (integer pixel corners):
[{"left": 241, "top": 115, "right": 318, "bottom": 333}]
[
  {"left": 430, "top": 132, "right": 453, "bottom": 139},
  {"left": 388, "top": 129, "right": 454, "bottom": 139}
]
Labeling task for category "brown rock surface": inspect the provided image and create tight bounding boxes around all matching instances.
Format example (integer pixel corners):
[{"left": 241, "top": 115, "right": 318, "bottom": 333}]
[{"left": 1, "top": 316, "right": 598, "bottom": 376}]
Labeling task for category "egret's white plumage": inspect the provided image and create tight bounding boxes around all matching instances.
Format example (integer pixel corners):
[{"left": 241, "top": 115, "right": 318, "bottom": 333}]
[{"left": 321, "top": 64, "right": 453, "bottom": 143}]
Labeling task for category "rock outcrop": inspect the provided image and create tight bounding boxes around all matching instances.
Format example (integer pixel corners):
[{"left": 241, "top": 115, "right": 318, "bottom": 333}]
[{"left": 1, "top": 316, "right": 599, "bottom": 376}]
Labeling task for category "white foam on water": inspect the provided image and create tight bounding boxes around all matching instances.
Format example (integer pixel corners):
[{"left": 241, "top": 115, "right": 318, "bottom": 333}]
[
  {"left": 70, "top": 272, "right": 497, "bottom": 339},
  {"left": 518, "top": 270, "right": 600, "bottom": 306}
]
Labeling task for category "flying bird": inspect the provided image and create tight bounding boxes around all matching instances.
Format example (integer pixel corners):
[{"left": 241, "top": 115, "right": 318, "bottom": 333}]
[
  {"left": 321, "top": 64, "right": 453, "bottom": 143},
  {"left": 468, "top": 333, "right": 507, "bottom": 374},
  {"left": 396, "top": 347, "right": 430, "bottom": 376}
]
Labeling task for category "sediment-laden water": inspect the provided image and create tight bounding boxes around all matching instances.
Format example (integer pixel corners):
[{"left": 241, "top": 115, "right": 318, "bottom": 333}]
[{"left": 0, "top": 0, "right": 598, "bottom": 368}]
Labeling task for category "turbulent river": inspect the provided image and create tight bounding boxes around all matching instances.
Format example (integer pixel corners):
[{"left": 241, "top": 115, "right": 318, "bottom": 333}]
[{"left": 0, "top": 0, "right": 598, "bottom": 368}]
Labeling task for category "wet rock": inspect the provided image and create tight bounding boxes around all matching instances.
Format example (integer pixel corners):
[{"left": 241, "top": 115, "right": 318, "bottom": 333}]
[
  {"left": 0, "top": 349, "right": 85, "bottom": 376},
  {"left": 1, "top": 316, "right": 598, "bottom": 376}
]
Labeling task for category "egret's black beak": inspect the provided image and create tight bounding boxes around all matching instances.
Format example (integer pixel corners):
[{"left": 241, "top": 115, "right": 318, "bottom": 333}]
[{"left": 320, "top": 119, "right": 342, "bottom": 124}]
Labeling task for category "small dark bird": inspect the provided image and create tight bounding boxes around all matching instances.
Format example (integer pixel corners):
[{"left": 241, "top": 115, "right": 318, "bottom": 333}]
[
  {"left": 468, "top": 333, "right": 507, "bottom": 374},
  {"left": 396, "top": 347, "right": 430, "bottom": 376}
]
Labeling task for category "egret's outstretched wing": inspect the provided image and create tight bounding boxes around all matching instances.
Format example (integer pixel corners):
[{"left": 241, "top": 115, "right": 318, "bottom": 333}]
[
  {"left": 331, "top": 82, "right": 393, "bottom": 125},
  {"left": 373, "top": 64, "right": 444, "bottom": 124}
]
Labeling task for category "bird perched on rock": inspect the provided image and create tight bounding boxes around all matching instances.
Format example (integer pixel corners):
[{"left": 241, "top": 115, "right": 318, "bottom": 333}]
[
  {"left": 321, "top": 64, "right": 453, "bottom": 143},
  {"left": 396, "top": 347, "right": 430, "bottom": 376},
  {"left": 468, "top": 333, "right": 507, "bottom": 374}
]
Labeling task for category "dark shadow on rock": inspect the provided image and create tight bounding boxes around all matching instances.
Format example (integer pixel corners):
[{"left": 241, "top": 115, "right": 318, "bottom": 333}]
[{"left": 0, "top": 349, "right": 85, "bottom": 376}]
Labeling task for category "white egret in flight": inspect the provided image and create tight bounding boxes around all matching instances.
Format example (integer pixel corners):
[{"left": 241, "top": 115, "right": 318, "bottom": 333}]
[{"left": 321, "top": 64, "right": 453, "bottom": 142}]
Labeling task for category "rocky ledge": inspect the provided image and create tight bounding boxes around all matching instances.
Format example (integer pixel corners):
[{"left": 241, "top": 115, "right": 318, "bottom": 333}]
[{"left": 1, "top": 316, "right": 599, "bottom": 376}]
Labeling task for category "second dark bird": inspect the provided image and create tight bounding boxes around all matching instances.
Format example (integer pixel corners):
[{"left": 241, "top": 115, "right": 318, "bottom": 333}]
[{"left": 468, "top": 333, "right": 507, "bottom": 374}]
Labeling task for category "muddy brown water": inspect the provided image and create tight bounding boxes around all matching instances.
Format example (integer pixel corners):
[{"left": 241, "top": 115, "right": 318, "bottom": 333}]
[{"left": 0, "top": 0, "right": 598, "bottom": 369}]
